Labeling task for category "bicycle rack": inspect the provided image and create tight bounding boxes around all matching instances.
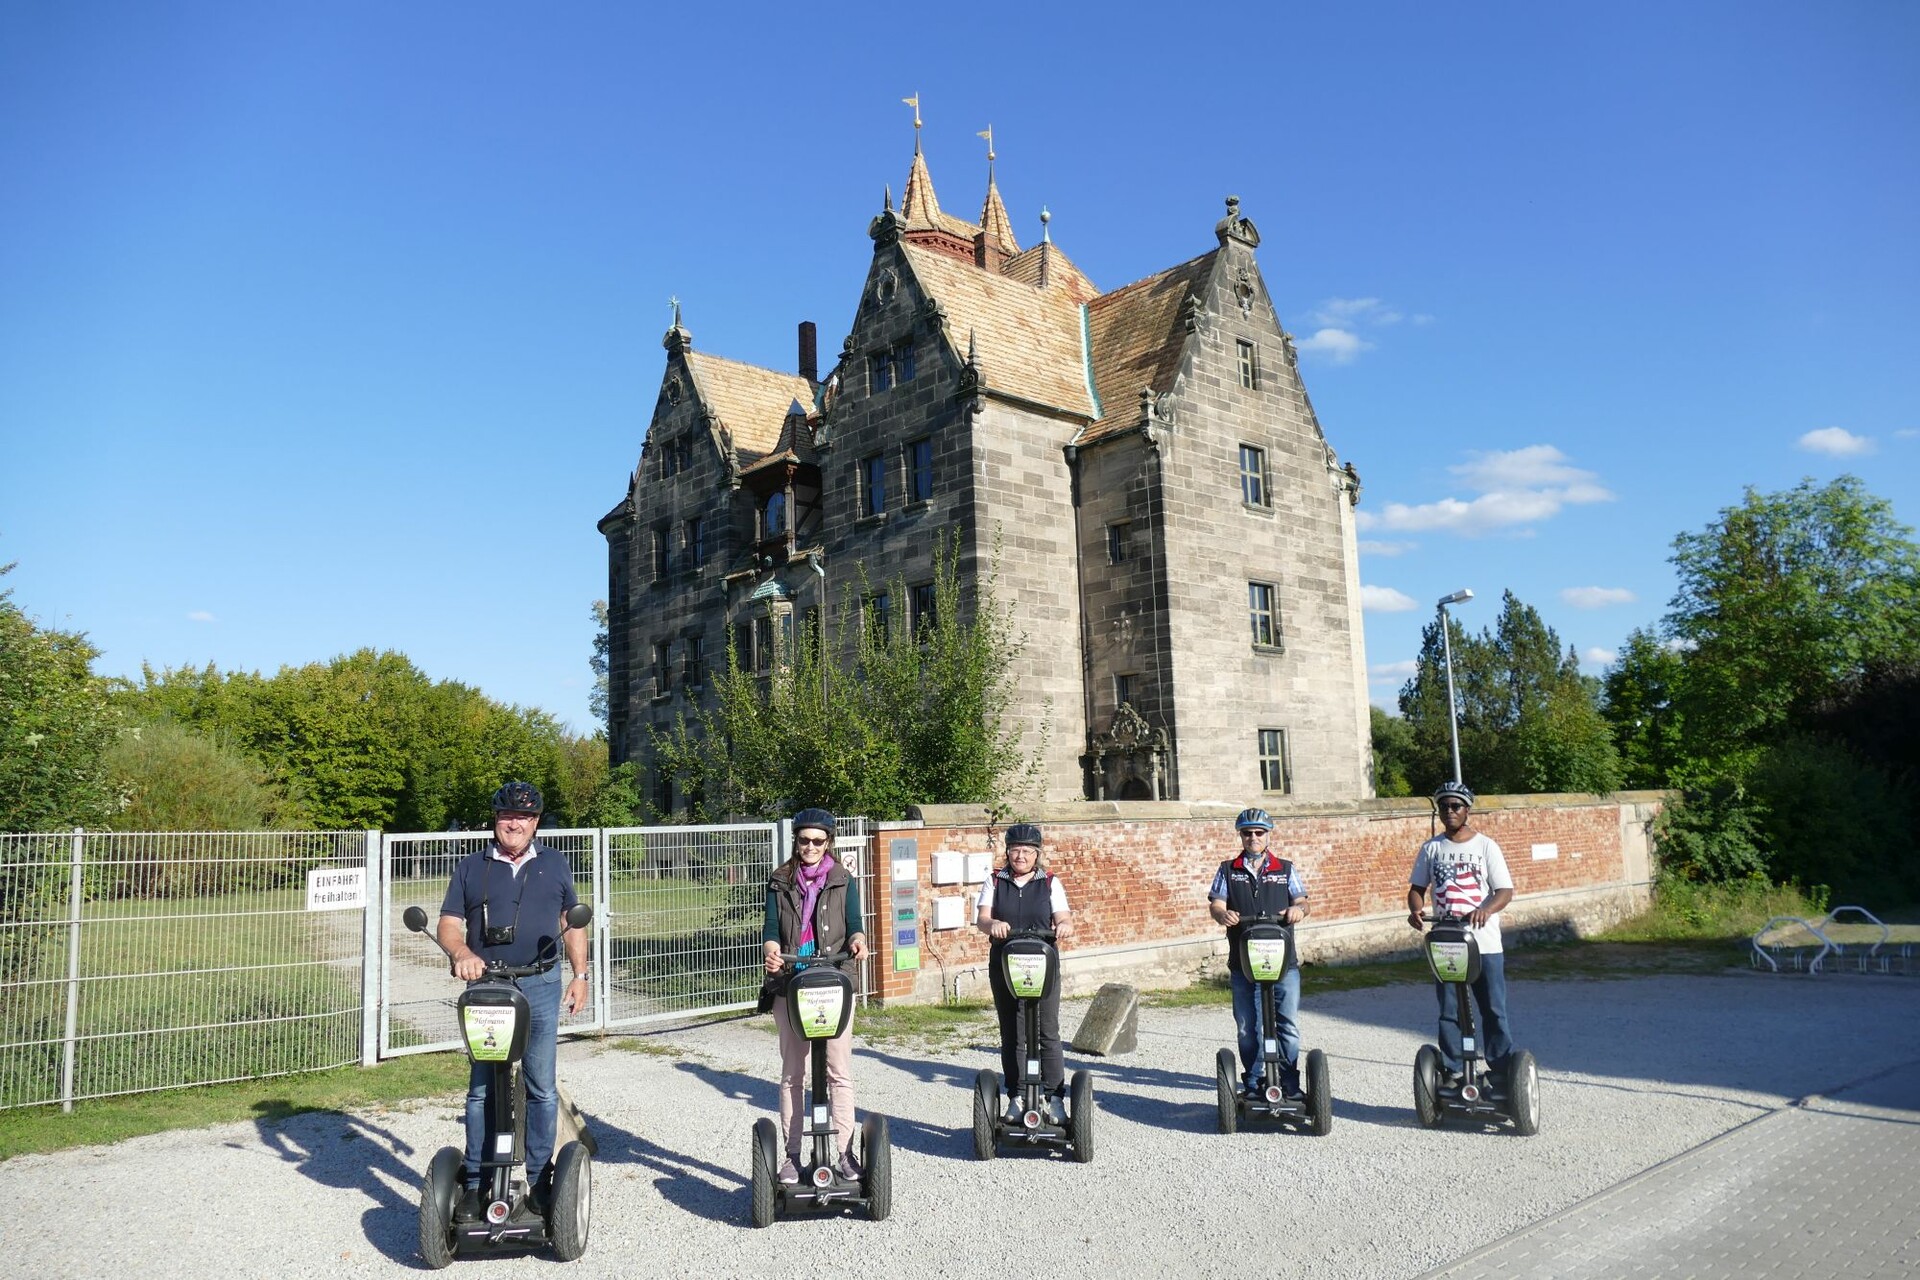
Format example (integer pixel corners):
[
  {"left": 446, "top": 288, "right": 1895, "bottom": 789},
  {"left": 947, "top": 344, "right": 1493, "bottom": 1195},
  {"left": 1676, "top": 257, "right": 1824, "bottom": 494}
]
[{"left": 1750, "top": 907, "right": 1911, "bottom": 975}]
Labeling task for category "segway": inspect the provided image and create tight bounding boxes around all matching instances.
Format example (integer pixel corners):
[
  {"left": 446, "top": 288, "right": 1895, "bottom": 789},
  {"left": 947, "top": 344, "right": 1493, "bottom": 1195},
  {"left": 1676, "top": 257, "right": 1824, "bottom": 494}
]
[
  {"left": 1412, "top": 912, "right": 1539, "bottom": 1135},
  {"left": 971, "top": 929, "right": 1094, "bottom": 1162},
  {"left": 749, "top": 951, "right": 891, "bottom": 1226},
  {"left": 1213, "top": 915, "right": 1331, "bottom": 1135},
  {"left": 404, "top": 903, "right": 597, "bottom": 1267}
]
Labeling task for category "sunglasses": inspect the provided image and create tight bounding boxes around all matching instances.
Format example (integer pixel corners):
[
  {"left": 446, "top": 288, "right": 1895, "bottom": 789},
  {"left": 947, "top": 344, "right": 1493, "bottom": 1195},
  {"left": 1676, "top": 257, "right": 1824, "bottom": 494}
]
[
  {"left": 1438, "top": 802, "right": 1468, "bottom": 812},
  {"left": 795, "top": 836, "right": 831, "bottom": 847}
]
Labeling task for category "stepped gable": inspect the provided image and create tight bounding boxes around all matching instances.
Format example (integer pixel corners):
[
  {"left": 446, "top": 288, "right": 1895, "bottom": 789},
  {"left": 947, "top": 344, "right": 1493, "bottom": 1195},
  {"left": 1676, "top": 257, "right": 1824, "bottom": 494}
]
[
  {"left": 1079, "top": 251, "right": 1218, "bottom": 444},
  {"left": 901, "top": 242, "right": 1097, "bottom": 420},
  {"left": 1000, "top": 242, "right": 1100, "bottom": 305},
  {"left": 682, "top": 350, "right": 815, "bottom": 466}
]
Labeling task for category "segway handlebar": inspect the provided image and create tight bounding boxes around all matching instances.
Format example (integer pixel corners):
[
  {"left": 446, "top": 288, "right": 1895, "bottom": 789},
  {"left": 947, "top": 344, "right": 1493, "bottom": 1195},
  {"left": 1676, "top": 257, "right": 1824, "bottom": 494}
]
[
  {"left": 1002, "top": 927, "right": 1057, "bottom": 942},
  {"left": 774, "top": 950, "right": 854, "bottom": 970},
  {"left": 400, "top": 902, "right": 592, "bottom": 980},
  {"left": 1236, "top": 914, "right": 1292, "bottom": 927},
  {"left": 1420, "top": 911, "right": 1471, "bottom": 926}
]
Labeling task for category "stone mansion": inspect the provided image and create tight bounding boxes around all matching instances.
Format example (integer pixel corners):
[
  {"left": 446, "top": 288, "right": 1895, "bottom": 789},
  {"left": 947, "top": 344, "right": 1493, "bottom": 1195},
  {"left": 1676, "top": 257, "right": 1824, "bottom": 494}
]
[{"left": 599, "top": 133, "right": 1372, "bottom": 809}]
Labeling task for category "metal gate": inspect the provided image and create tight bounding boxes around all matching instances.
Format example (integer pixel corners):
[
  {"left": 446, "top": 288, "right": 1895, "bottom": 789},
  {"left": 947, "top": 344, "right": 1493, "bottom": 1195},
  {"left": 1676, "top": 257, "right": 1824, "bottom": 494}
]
[{"left": 380, "top": 828, "right": 600, "bottom": 1057}]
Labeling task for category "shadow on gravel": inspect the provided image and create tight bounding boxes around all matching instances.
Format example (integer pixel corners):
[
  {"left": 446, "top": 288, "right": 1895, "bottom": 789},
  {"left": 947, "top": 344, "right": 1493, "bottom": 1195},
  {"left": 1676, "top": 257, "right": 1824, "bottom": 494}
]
[
  {"left": 881, "top": 1114, "right": 973, "bottom": 1162},
  {"left": 251, "top": 1106, "right": 420, "bottom": 1266},
  {"left": 859, "top": 1045, "right": 984, "bottom": 1089},
  {"left": 674, "top": 1059, "right": 780, "bottom": 1111},
  {"left": 1091, "top": 1087, "right": 1216, "bottom": 1134},
  {"left": 573, "top": 1108, "right": 749, "bottom": 1225}
]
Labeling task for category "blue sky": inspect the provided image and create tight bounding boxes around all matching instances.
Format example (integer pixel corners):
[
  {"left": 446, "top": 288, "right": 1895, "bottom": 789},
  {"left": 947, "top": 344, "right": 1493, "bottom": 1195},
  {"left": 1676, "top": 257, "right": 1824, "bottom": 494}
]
[{"left": 4, "top": 2, "right": 1915, "bottom": 732}]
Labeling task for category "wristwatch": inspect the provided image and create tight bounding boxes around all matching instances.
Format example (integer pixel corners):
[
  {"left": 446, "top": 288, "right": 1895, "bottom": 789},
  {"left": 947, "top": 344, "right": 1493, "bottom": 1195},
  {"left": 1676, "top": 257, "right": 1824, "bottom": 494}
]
[{"left": 571, "top": 968, "right": 591, "bottom": 983}]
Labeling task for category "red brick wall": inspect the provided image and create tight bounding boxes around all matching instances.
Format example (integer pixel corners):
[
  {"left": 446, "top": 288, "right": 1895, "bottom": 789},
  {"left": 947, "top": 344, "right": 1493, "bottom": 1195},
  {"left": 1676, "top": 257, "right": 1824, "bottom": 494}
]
[{"left": 869, "top": 799, "right": 1641, "bottom": 1002}]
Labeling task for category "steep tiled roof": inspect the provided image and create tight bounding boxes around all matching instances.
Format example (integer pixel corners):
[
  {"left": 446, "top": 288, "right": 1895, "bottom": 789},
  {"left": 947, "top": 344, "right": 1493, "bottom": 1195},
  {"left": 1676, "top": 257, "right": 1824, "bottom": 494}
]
[
  {"left": 682, "top": 351, "right": 815, "bottom": 464},
  {"left": 1080, "top": 251, "right": 1217, "bottom": 444},
  {"left": 1000, "top": 243, "right": 1100, "bottom": 305},
  {"left": 980, "top": 178, "right": 1019, "bottom": 254},
  {"left": 901, "top": 243, "right": 1097, "bottom": 419}
]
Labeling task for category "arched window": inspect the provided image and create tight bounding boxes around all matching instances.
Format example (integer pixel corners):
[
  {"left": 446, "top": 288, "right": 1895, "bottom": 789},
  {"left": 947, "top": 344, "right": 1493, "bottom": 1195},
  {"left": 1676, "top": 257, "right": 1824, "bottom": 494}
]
[{"left": 763, "top": 491, "right": 787, "bottom": 539}]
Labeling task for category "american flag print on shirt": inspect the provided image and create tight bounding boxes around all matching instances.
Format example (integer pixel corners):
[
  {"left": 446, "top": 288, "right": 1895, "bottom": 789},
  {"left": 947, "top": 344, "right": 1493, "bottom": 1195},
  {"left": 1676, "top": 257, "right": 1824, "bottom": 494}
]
[{"left": 1436, "top": 860, "right": 1486, "bottom": 917}]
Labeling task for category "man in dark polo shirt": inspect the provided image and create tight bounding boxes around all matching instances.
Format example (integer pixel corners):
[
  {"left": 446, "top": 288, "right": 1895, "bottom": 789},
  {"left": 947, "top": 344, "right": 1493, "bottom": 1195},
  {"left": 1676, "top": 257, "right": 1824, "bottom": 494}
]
[{"left": 436, "top": 780, "right": 589, "bottom": 1219}]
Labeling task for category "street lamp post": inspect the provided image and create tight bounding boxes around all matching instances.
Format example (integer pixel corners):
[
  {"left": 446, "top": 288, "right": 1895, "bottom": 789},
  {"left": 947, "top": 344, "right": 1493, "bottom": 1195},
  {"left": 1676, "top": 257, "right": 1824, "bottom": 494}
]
[{"left": 1436, "top": 588, "right": 1474, "bottom": 785}]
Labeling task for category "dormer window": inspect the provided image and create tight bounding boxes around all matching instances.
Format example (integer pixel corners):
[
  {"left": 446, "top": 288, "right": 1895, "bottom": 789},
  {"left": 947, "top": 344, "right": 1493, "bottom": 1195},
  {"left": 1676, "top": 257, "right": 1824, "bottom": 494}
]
[{"left": 762, "top": 492, "right": 787, "bottom": 540}]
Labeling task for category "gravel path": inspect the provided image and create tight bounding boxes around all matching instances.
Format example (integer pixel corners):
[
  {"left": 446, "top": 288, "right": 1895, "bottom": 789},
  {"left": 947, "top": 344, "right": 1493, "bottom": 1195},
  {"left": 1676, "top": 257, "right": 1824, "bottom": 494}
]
[{"left": 5, "top": 969, "right": 1918, "bottom": 1278}]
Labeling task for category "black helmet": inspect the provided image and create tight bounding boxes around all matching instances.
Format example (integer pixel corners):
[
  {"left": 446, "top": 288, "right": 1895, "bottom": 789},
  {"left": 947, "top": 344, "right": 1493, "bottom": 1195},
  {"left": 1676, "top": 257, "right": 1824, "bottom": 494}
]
[
  {"left": 490, "top": 780, "right": 544, "bottom": 814},
  {"left": 1433, "top": 781, "right": 1475, "bottom": 808},
  {"left": 791, "top": 807, "right": 836, "bottom": 837},
  {"left": 1234, "top": 807, "right": 1273, "bottom": 831},
  {"left": 1004, "top": 822, "right": 1043, "bottom": 849}
]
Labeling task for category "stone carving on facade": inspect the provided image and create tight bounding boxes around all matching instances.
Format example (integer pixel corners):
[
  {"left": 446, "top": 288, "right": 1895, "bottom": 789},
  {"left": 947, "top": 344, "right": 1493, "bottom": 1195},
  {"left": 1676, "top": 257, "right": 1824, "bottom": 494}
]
[
  {"left": 1087, "top": 702, "right": 1170, "bottom": 801},
  {"left": 919, "top": 296, "right": 947, "bottom": 332},
  {"left": 957, "top": 329, "right": 985, "bottom": 415},
  {"left": 1182, "top": 292, "right": 1206, "bottom": 334},
  {"left": 1279, "top": 329, "right": 1299, "bottom": 369},
  {"left": 1342, "top": 460, "right": 1362, "bottom": 506},
  {"left": 1235, "top": 266, "right": 1256, "bottom": 317}
]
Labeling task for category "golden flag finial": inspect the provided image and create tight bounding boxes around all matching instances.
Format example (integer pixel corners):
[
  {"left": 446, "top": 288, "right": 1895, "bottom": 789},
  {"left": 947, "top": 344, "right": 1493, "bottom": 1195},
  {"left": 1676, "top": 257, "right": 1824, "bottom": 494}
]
[
  {"left": 902, "top": 93, "right": 921, "bottom": 131},
  {"left": 976, "top": 124, "right": 995, "bottom": 163}
]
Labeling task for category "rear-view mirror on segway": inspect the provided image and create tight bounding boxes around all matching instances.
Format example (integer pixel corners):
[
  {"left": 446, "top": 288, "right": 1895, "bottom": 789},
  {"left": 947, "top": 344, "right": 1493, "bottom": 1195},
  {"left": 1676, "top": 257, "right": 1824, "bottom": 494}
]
[
  {"left": 1412, "top": 912, "right": 1540, "bottom": 1135},
  {"left": 750, "top": 951, "right": 891, "bottom": 1227},
  {"left": 972, "top": 929, "right": 1094, "bottom": 1162},
  {"left": 1213, "top": 916, "right": 1331, "bottom": 1135},
  {"left": 403, "top": 901, "right": 598, "bottom": 1266}
]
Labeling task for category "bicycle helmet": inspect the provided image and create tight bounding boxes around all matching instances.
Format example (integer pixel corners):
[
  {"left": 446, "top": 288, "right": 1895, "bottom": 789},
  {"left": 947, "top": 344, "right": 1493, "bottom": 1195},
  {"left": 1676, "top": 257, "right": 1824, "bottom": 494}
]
[
  {"left": 1234, "top": 807, "right": 1273, "bottom": 832},
  {"left": 490, "top": 780, "right": 544, "bottom": 814},
  {"left": 1004, "top": 823, "right": 1043, "bottom": 849},
  {"left": 791, "top": 807, "right": 836, "bottom": 837},
  {"left": 1433, "top": 781, "right": 1475, "bottom": 808}
]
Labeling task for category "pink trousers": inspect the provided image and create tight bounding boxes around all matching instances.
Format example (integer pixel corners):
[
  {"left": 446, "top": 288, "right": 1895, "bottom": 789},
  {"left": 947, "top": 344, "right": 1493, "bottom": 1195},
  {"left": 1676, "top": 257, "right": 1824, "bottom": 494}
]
[{"left": 772, "top": 1000, "right": 856, "bottom": 1157}]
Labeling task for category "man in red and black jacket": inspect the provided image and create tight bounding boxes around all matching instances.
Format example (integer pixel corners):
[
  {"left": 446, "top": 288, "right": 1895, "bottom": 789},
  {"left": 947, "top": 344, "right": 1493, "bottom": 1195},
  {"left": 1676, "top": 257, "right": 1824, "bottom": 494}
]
[{"left": 1207, "top": 807, "right": 1311, "bottom": 1098}]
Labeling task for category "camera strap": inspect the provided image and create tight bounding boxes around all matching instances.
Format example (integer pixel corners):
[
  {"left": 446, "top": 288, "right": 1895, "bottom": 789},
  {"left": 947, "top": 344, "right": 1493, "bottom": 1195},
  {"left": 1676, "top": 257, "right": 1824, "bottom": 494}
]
[{"left": 481, "top": 846, "right": 536, "bottom": 938}]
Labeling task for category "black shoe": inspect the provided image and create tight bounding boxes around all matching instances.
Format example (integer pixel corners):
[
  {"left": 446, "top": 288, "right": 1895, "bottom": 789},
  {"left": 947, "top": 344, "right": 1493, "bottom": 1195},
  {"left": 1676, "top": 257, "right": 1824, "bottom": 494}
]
[
  {"left": 1440, "top": 1069, "right": 1464, "bottom": 1091},
  {"left": 454, "top": 1186, "right": 481, "bottom": 1223},
  {"left": 1280, "top": 1069, "right": 1305, "bottom": 1101}
]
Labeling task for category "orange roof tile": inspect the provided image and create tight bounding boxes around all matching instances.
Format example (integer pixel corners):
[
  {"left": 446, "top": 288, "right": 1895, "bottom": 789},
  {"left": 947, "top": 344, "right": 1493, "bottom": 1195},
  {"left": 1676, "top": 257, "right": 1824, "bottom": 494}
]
[
  {"left": 1080, "top": 251, "right": 1218, "bottom": 444},
  {"left": 901, "top": 244, "right": 1096, "bottom": 419},
  {"left": 980, "top": 178, "right": 1019, "bottom": 254},
  {"left": 682, "top": 351, "right": 815, "bottom": 464},
  {"left": 1000, "top": 243, "right": 1100, "bottom": 305}
]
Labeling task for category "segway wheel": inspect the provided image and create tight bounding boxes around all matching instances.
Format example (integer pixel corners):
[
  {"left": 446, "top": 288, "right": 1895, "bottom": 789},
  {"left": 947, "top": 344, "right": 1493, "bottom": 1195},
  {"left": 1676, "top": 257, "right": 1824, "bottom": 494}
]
[
  {"left": 972, "top": 1069, "right": 1000, "bottom": 1161},
  {"left": 862, "top": 1114, "right": 892, "bottom": 1222},
  {"left": 1507, "top": 1049, "right": 1541, "bottom": 1137},
  {"left": 419, "top": 1146, "right": 461, "bottom": 1270},
  {"left": 547, "top": 1141, "right": 592, "bottom": 1262},
  {"left": 1214, "top": 1047, "right": 1239, "bottom": 1135},
  {"left": 1413, "top": 1045, "right": 1444, "bottom": 1129},
  {"left": 1068, "top": 1069, "right": 1095, "bottom": 1164},
  {"left": 750, "top": 1117, "right": 780, "bottom": 1228},
  {"left": 1305, "top": 1048, "right": 1332, "bottom": 1136}
]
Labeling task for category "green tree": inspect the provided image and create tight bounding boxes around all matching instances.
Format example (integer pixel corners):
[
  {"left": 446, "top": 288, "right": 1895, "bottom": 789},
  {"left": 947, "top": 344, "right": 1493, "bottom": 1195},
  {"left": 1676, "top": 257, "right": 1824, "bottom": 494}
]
[
  {"left": 1397, "top": 590, "right": 1619, "bottom": 795},
  {"left": 1667, "top": 475, "right": 1920, "bottom": 771},
  {"left": 1369, "top": 705, "right": 1414, "bottom": 797},
  {"left": 652, "top": 535, "right": 1040, "bottom": 821},
  {"left": 589, "top": 599, "right": 610, "bottom": 732},
  {"left": 104, "top": 722, "right": 298, "bottom": 831},
  {"left": 0, "top": 565, "right": 120, "bottom": 831},
  {"left": 1601, "top": 628, "right": 1689, "bottom": 789}
]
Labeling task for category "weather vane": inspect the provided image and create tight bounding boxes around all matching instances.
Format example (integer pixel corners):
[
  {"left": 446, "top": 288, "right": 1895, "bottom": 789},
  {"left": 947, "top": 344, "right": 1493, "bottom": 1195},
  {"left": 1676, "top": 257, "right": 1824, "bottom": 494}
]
[
  {"left": 668, "top": 295, "right": 681, "bottom": 327},
  {"left": 977, "top": 124, "right": 995, "bottom": 162},
  {"left": 902, "top": 92, "right": 921, "bottom": 132}
]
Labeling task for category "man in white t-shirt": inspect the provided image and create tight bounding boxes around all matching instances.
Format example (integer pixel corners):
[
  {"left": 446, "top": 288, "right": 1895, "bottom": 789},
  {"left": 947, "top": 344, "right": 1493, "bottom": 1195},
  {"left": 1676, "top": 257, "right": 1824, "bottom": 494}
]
[{"left": 1406, "top": 781, "right": 1515, "bottom": 1085}]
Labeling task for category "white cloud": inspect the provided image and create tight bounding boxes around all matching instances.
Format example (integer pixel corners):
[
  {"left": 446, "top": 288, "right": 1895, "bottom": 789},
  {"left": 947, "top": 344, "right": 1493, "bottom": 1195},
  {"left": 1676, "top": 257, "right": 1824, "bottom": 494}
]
[
  {"left": 1361, "top": 445, "right": 1615, "bottom": 536},
  {"left": 1357, "top": 539, "right": 1415, "bottom": 557},
  {"left": 1369, "top": 660, "right": 1418, "bottom": 682},
  {"left": 1561, "top": 586, "right": 1637, "bottom": 609},
  {"left": 1797, "top": 426, "right": 1875, "bottom": 457},
  {"left": 187, "top": 610, "right": 216, "bottom": 623},
  {"left": 1311, "top": 297, "right": 1404, "bottom": 327},
  {"left": 1582, "top": 647, "right": 1616, "bottom": 666},
  {"left": 1895, "top": 428, "right": 1918, "bottom": 440},
  {"left": 1294, "top": 328, "right": 1371, "bottom": 363},
  {"left": 1361, "top": 585, "right": 1418, "bottom": 613}
]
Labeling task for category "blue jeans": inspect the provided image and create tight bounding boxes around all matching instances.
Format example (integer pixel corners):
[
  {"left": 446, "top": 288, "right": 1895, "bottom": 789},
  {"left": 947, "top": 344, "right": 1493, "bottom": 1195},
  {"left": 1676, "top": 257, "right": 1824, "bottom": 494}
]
[
  {"left": 1230, "top": 965, "right": 1300, "bottom": 1086},
  {"left": 1436, "top": 951, "right": 1512, "bottom": 1074},
  {"left": 464, "top": 970, "right": 561, "bottom": 1186}
]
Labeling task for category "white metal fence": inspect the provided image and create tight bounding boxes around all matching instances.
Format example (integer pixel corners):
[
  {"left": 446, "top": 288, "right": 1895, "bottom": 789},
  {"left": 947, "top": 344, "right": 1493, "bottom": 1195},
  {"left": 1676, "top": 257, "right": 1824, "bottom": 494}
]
[
  {"left": 0, "top": 830, "right": 377, "bottom": 1111},
  {"left": 1, "top": 820, "right": 879, "bottom": 1109}
]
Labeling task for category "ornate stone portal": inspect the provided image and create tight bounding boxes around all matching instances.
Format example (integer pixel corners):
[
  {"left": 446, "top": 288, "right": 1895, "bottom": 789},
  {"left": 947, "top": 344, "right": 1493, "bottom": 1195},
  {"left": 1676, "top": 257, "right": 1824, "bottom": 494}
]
[{"left": 1087, "top": 702, "right": 1171, "bottom": 801}]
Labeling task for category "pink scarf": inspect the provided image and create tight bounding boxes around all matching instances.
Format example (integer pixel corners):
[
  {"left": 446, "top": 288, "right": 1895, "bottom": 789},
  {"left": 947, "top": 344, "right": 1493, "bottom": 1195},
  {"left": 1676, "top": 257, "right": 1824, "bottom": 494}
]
[{"left": 795, "top": 853, "right": 836, "bottom": 949}]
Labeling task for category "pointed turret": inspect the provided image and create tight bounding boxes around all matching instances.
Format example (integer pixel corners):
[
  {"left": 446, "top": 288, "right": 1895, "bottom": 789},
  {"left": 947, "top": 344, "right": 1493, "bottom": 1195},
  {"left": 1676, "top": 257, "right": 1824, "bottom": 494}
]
[
  {"left": 901, "top": 137, "right": 944, "bottom": 231},
  {"left": 973, "top": 124, "right": 1019, "bottom": 271}
]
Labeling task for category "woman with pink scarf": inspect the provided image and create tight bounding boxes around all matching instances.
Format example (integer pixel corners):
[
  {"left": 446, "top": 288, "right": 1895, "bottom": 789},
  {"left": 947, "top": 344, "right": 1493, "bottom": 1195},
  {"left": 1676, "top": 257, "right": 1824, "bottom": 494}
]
[{"left": 761, "top": 807, "right": 870, "bottom": 1185}]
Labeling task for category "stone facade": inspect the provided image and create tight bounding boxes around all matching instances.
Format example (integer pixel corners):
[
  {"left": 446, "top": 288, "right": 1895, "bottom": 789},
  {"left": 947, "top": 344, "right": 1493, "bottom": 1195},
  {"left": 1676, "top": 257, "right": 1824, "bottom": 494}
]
[{"left": 601, "top": 143, "right": 1372, "bottom": 810}]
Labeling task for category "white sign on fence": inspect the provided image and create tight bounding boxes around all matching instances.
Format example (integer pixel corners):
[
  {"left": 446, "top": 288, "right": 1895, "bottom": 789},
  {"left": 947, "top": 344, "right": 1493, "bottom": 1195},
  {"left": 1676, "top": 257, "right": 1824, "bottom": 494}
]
[{"left": 307, "top": 866, "right": 368, "bottom": 911}]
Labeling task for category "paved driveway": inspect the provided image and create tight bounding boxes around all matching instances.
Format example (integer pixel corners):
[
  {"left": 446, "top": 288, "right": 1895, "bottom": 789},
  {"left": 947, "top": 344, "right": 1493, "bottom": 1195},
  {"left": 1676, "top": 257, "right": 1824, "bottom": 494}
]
[{"left": 3, "top": 970, "right": 1916, "bottom": 1278}]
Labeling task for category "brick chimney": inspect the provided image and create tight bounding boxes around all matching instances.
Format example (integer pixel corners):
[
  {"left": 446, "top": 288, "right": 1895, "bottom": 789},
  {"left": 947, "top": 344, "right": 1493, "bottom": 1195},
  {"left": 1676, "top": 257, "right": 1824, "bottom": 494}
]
[{"left": 798, "top": 320, "right": 818, "bottom": 383}]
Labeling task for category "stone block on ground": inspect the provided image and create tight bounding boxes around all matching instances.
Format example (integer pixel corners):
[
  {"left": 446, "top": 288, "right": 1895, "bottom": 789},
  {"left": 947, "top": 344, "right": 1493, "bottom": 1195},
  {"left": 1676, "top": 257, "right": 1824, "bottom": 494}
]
[{"left": 1070, "top": 983, "right": 1139, "bottom": 1056}]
